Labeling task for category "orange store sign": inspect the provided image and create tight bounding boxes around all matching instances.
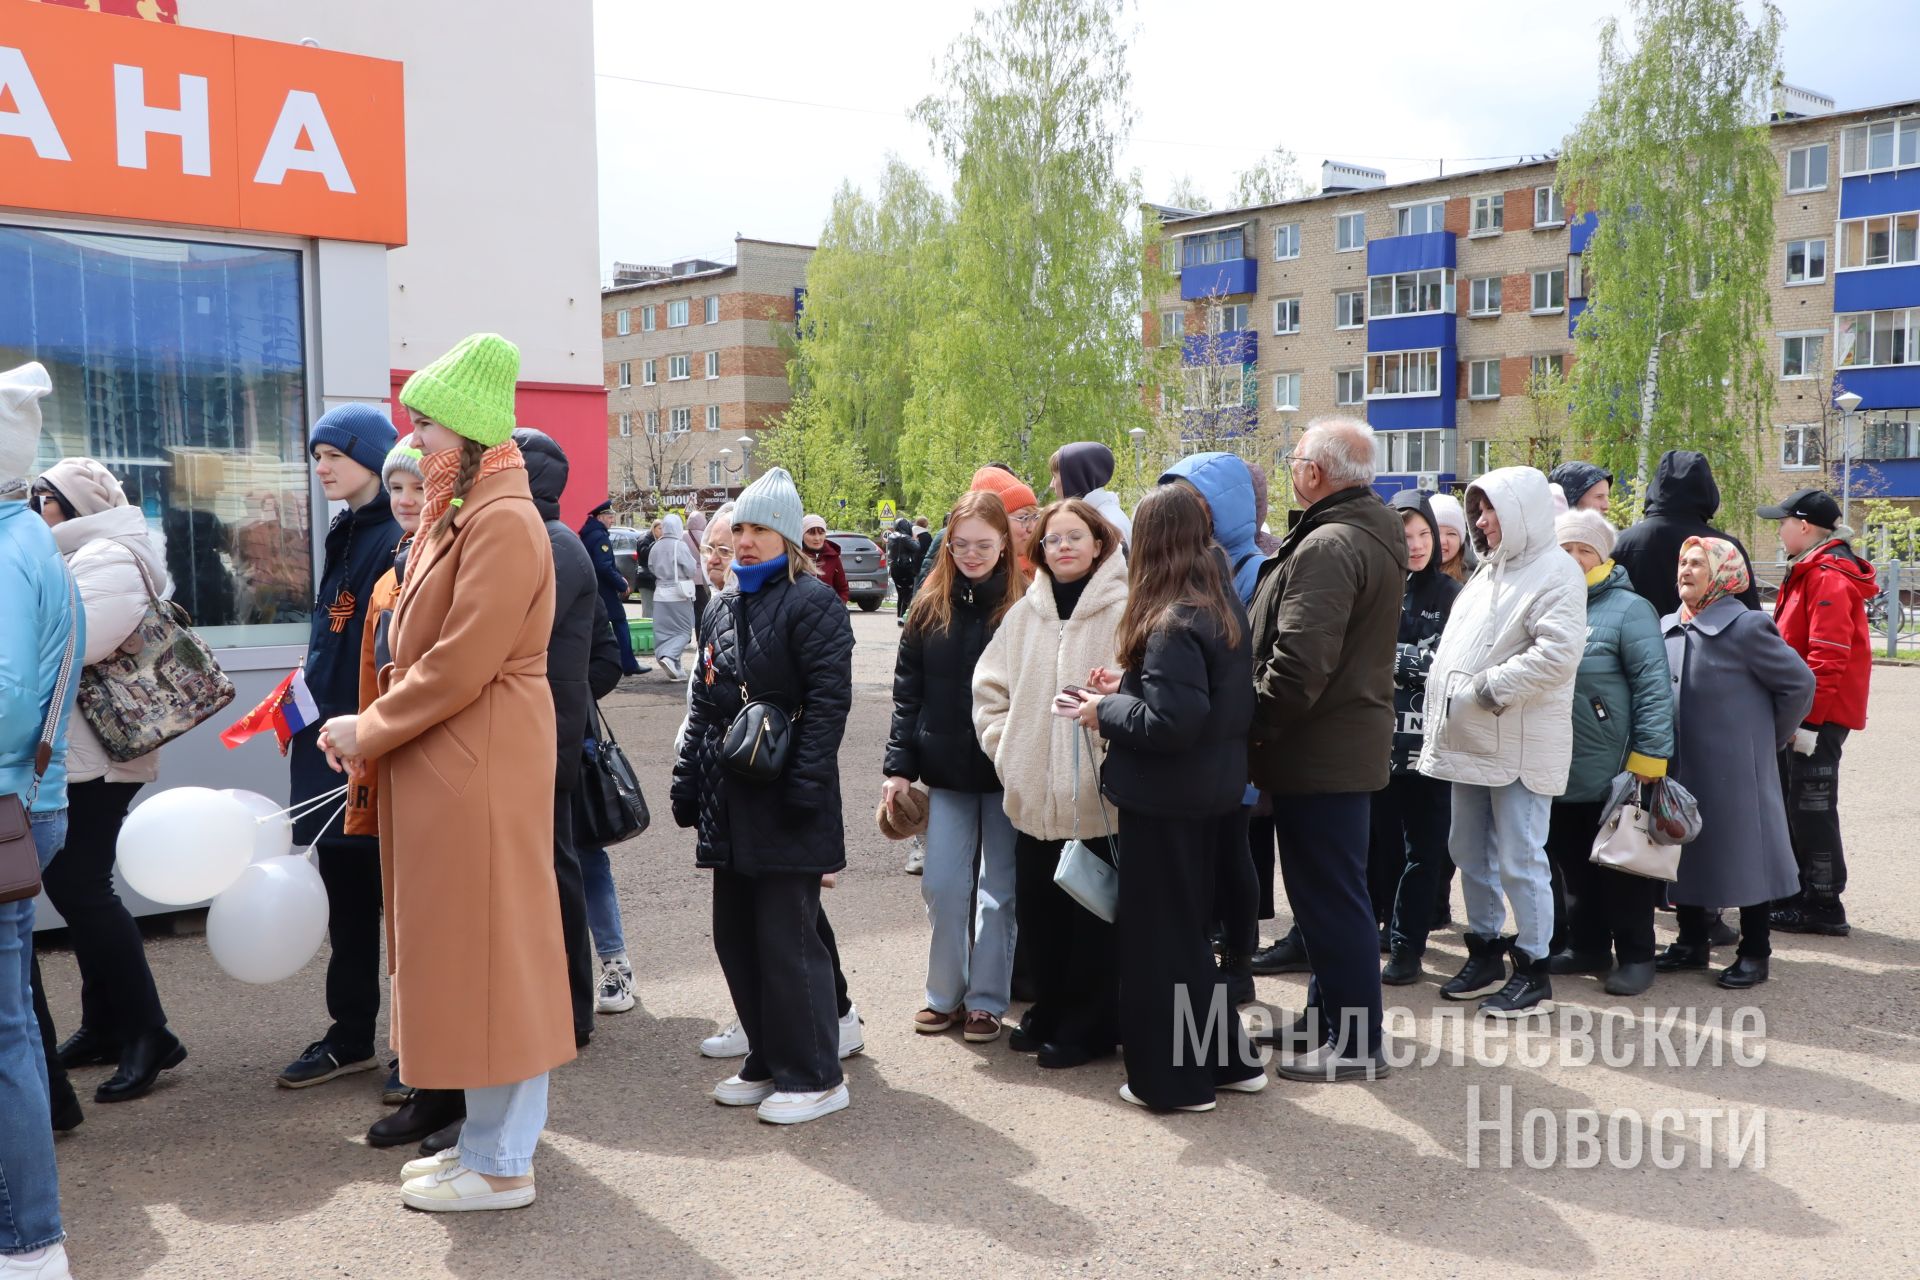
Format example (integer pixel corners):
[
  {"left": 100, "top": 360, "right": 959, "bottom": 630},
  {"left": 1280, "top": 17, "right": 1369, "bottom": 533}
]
[{"left": 0, "top": 0, "right": 407, "bottom": 244}]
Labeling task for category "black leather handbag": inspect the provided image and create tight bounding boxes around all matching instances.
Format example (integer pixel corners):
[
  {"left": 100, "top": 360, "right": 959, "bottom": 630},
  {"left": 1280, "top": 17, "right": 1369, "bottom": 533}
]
[
  {"left": 573, "top": 702, "right": 649, "bottom": 847},
  {"left": 719, "top": 595, "right": 798, "bottom": 783}
]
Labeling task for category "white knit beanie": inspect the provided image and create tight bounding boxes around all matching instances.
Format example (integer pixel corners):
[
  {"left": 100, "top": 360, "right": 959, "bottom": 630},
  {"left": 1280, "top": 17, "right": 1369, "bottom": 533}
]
[
  {"left": 1428, "top": 492, "right": 1467, "bottom": 541},
  {"left": 731, "top": 466, "right": 803, "bottom": 546},
  {"left": 1554, "top": 507, "right": 1616, "bottom": 559},
  {"left": 0, "top": 362, "right": 53, "bottom": 487}
]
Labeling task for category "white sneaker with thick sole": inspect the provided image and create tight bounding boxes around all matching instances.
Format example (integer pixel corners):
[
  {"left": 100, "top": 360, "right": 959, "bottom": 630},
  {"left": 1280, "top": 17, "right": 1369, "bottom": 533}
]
[
  {"left": 838, "top": 1004, "right": 865, "bottom": 1058},
  {"left": 401, "top": 1145, "right": 463, "bottom": 1180},
  {"left": 1218, "top": 1070, "right": 1269, "bottom": 1094},
  {"left": 595, "top": 961, "right": 636, "bottom": 1014},
  {"left": 1119, "top": 1083, "right": 1215, "bottom": 1112},
  {"left": 0, "top": 1243, "right": 72, "bottom": 1279},
  {"left": 700, "top": 1019, "right": 749, "bottom": 1058},
  {"left": 712, "top": 1073, "right": 778, "bottom": 1107},
  {"left": 756, "top": 1083, "right": 850, "bottom": 1125},
  {"left": 902, "top": 835, "right": 926, "bottom": 875},
  {"left": 400, "top": 1163, "right": 535, "bottom": 1213}
]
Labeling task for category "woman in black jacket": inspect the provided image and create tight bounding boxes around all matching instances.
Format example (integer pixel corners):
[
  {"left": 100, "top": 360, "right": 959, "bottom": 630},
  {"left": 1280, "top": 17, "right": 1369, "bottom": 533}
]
[
  {"left": 883, "top": 492, "right": 1021, "bottom": 1043},
  {"left": 671, "top": 468, "right": 855, "bottom": 1126},
  {"left": 1074, "top": 484, "right": 1266, "bottom": 1112}
]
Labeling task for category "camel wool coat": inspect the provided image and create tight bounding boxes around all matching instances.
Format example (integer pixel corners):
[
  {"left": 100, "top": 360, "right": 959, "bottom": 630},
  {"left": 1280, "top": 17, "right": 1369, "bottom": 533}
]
[{"left": 356, "top": 465, "right": 574, "bottom": 1090}]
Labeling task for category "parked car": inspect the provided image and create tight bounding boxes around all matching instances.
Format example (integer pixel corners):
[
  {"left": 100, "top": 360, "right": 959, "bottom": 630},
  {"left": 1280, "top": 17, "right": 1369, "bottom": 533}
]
[
  {"left": 609, "top": 526, "right": 641, "bottom": 599},
  {"left": 829, "top": 532, "right": 888, "bottom": 612}
]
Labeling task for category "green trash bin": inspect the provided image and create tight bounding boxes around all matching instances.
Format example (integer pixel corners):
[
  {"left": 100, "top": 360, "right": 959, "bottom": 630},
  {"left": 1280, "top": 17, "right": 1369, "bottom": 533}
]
[{"left": 628, "top": 617, "right": 654, "bottom": 655}]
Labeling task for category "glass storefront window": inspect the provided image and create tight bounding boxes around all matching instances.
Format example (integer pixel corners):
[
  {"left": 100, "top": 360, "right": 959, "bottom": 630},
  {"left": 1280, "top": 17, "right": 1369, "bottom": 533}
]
[{"left": 0, "top": 226, "right": 312, "bottom": 647}]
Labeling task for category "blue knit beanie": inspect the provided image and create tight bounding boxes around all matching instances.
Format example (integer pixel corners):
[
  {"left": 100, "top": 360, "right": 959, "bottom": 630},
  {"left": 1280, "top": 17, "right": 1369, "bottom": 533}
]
[{"left": 310, "top": 403, "right": 398, "bottom": 476}]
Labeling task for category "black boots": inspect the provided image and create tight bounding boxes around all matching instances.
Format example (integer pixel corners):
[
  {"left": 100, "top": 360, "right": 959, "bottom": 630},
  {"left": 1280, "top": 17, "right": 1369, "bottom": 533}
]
[
  {"left": 1248, "top": 927, "right": 1310, "bottom": 975},
  {"left": 1219, "top": 952, "right": 1256, "bottom": 1007},
  {"left": 95, "top": 1028, "right": 187, "bottom": 1104},
  {"left": 1717, "top": 956, "right": 1769, "bottom": 989},
  {"left": 56, "top": 1024, "right": 118, "bottom": 1070},
  {"left": 1655, "top": 941, "right": 1712, "bottom": 971},
  {"left": 1381, "top": 947, "right": 1422, "bottom": 986},
  {"left": 1479, "top": 949, "right": 1554, "bottom": 1018},
  {"left": 368, "top": 1088, "right": 467, "bottom": 1149},
  {"left": 1604, "top": 961, "right": 1657, "bottom": 996},
  {"left": 1440, "top": 932, "right": 1511, "bottom": 1000}
]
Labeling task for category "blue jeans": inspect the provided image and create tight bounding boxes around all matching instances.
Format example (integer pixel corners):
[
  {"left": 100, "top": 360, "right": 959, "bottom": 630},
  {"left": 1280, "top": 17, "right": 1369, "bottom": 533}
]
[
  {"left": 1449, "top": 781, "right": 1555, "bottom": 961},
  {"left": 921, "top": 789, "right": 1017, "bottom": 1017},
  {"left": 578, "top": 845, "right": 626, "bottom": 960},
  {"left": 460, "top": 1072, "right": 548, "bottom": 1177},
  {"left": 2, "top": 810, "right": 67, "bottom": 1256}
]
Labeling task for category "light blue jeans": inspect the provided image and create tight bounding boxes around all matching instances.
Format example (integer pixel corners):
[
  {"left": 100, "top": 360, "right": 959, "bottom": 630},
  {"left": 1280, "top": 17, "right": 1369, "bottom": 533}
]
[
  {"left": 460, "top": 1072, "right": 548, "bottom": 1177},
  {"left": 921, "top": 789, "right": 1017, "bottom": 1017},
  {"left": 579, "top": 845, "right": 626, "bottom": 960},
  {"left": 1449, "top": 781, "right": 1555, "bottom": 961},
  {"left": 1, "top": 810, "right": 67, "bottom": 1256}
]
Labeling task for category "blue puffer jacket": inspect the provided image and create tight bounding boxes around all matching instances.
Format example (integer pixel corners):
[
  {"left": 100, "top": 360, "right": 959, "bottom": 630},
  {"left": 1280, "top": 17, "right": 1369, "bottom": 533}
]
[
  {"left": 1, "top": 500, "right": 82, "bottom": 813},
  {"left": 1159, "top": 452, "right": 1264, "bottom": 603},
  {"left": 1565, "top": 562, "right": 1675, "bottom": 803}
]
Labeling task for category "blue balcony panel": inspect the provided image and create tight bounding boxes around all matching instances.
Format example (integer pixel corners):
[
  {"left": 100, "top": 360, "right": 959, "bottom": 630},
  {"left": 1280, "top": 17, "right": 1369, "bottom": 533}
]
[
  {"left": 1179, "top": 406, "right": 1259, "bottom": 441},
  {"left": 1845, "top": 457, "right": 1920, "bottom": 499},
  {"left": 1569, "top": 211, "right": 1600, "bottom": 255},
  {"left": 1834, "top": 364, "right": 1920, "bottom": 412},
  {"left": 1366, "top": 231, "right": 1456, "bottom": 276},
  {"left": 1367, "top": 393, "right": 1456, "bottom": 431},
  {"left": 1367, "top": 313, "right": 1456, "bottom": 354},
  {"left": 1839, "top": 170, "right": 1920, "bottom": 220},
  {"left": 1180, "top": 329, "right": 1257, "bottom": 366},
  {"left": 1834, "top": 264, "right": 1920, "bottom": 314},
  {"left": 1569, "top": 298, "right": 1587, "bottom": 339},
  {"left": 1179, "top": 258, "right": 1256, "bottom": 301},
  {"left": 1374, "top": 472, "right": 1458, "bottom": 500}
]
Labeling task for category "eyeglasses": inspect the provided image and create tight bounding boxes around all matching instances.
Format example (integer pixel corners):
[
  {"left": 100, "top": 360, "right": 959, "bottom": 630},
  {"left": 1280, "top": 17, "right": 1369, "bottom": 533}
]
[
  {"left": 1009, "top": 510, "right": 1040, "bottom": 527},
  {"left": 1041, "top": 530, "right": 1091, "bottom": 550},
  {"left": 1282, "top": 453, "right": 1316, "bottom": 468},
  {"left": 706, "top": 545, "right": 735, "bottom": 561},
  {"left": 949, "top": 538, "right": 1001, "bottom": 557}
]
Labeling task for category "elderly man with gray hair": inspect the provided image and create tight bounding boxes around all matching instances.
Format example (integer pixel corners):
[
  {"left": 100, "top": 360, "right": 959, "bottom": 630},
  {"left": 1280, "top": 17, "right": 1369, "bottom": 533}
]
[{"left": 1247, "top": 416, "right": 1407, "bottom": 1081}]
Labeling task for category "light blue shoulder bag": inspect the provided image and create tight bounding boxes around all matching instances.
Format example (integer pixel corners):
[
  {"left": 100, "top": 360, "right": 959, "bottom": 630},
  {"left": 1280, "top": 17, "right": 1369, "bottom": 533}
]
[{"left": 1053, "top": 723, "right": 1120, "bottom": 922}]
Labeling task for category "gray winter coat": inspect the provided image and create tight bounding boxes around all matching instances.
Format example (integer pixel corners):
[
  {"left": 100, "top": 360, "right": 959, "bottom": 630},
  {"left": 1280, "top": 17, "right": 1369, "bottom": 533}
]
[
  {"left": 1564, "top": 563, "right": 1674, "bottom": 802},
  {"left": 1661, "top": 596, "right": 1814, "bottom": 908}
]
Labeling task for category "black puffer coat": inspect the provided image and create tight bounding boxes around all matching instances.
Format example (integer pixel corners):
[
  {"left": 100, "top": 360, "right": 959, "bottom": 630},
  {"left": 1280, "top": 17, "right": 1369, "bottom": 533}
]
[
  {"left": 671, "top": 568, "right": 855, "bottom": 874},
  {"left": 884, "top": 567, "right": 1009, "bottom": 793},
  {"left": 1097, "top": 602, "right": 1253, "bottom": 819},
  {"left": 1388, "top": 490, "right": 1461, "bottom": 774},
  {"left": 1612, "top": 450, "right": 1762, "bottom": 619}
]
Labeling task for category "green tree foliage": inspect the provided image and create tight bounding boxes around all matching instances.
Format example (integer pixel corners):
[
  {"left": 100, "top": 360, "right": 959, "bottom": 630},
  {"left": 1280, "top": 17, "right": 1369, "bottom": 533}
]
[
  {"left": 1558, "top": 0, "right": 1782, "bottom": 520},
  {"left": 755, "top": 395, "right": 881, "bottom": 522},
  {"left": 1163, "top": 174, "right": 1212, "bottom": 212},
  {"left": 1227, "top": 144, "right": 1315, "bottom": 207}
]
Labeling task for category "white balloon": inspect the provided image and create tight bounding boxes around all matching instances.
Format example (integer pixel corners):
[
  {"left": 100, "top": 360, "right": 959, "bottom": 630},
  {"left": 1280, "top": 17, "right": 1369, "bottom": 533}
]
[
  {"left": 206, "top": 854, "right": 330, "bottom": 984},
  {"left": 116, "top": 787, "right": 256, "bottom": 906},
  {"left": 218, "top": 788, "right": 294, "bottom": 863}
]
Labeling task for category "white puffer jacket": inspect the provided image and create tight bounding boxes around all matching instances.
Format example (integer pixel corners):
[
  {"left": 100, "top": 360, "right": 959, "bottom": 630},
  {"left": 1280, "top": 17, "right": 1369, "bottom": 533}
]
[
  {"left": 1417, "top": 467, "right": 1585, "bottom": 796},
  {"left": 972, "top": 552, "right": 1127, "bottom": 841},
  {"left": 44, "top": 460, "right": 170, "bottom": 785}
]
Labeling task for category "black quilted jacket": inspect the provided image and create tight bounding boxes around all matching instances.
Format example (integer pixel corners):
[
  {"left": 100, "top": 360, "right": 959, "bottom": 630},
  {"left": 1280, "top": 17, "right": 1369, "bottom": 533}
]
[{"left": 671, "top": 570, "right": 854, "bottom": 874}]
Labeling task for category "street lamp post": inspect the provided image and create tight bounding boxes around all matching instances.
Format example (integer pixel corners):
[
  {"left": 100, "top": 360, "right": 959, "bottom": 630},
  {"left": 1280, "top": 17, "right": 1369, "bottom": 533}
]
[
  {"left": 718, "top": 435, "right": 755, "bottom": 495},
  {"left": 1128, "top": 425, "right": 1146, "bottom": 486},
  {"left": 1836, "top": 389, "right": 1863, "bottom": 529}
]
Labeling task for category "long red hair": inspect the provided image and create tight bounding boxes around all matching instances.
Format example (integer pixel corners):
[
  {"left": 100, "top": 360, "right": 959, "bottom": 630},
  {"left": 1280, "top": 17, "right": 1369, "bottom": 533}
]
[{"left": 906, "top": 492, "right": 1024, "bottom": 636}]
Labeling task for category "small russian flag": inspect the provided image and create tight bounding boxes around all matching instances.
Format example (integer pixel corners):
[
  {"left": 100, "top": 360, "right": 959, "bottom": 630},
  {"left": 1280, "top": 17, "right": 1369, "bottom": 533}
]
[{"left": 220, "top": 669, "right": 322, "bottom": 754}]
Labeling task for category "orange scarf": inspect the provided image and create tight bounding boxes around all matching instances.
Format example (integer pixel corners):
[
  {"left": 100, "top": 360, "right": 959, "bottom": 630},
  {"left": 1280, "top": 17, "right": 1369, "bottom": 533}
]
[{"left": 421, "top": 439, "right": 524, "bottom": 533}]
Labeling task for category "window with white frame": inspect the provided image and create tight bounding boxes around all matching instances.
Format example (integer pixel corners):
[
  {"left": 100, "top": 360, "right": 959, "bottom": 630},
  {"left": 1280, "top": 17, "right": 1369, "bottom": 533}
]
[
  {"left": 1840, "top": 117, "right": 1920, "bottom": 176},
  {"left": 1468, "top": 439, "right": 1493, "bottom": 475},
  {"left": 1273, "top": 372, "right": 1301, "bottom": 411},
  {"left": 1836, "top": 308, "right": 1919, "bottom": 368},
  {"left": 1394, "top": 202, "right": 1446, "bottom": 236},
  {"left": 671, "top": 461, "right": 693, "bottom": 487},
  {"left": 618, "top": 412, "right": 632, "bottom": 437},
  {"left": 1529, "top": 354, "right": 1565, "bottom": 385},
  {"left": 1788, "top": 143, "right": 1829, "bottom": 192},
  {"left": 1838, "top": 212, "right": 1920, "bottom": 269},
  {"left": 1786, "top": 239, "right": 1828, "bottom": 285},
  {"left": 1273, "top": 223, "right": 1301, "bottom": 260},
  {"left": 1367, "top": 349, "right": 1442, "bottom": 397},
  {"left": 1335, "top": 367, "right": 1365, "bottom": 405},
  {"left": 1468, "top": 359, "right": 1501, "bottom": 399},
  {"left": 1336, "top": 290, "right": 1365, "bottom": 329},
  {"left": 1781, "top": 423, "right": 1821, "bottom": 470},
  {"left": 640, "top": 304, "right": 656, "bottom": 331},
  {"left": 1368, "top": 268, "right": 1453, "bottom": 318},
  {"left": 1531, "top": 268, "right": 1566, "bottom": 313},
  {"left": 642, "top": 358, "right": 656, "bottom": 386},
  {"left": 704, "top": 296, "right": 719, "bottom": 324},
  {"left": 1210, "top": 303, "right": 1250, "bottom": 333},
  {"left": 1534, "top": 186, "right": 1564, "bottom": 226},
  {"left": 705, "top": 351, "right": 720, "bottom": 379},
  {"left": 708, "top": 459, "right": 725, "bottom": 485},
  {"left": 670, "top": 406, "right": 692, "bottom": 434},
  {"left": 706, "top": 404, "right": 721, "bottom": 431},
  {"left": 647, "top": 465, "right": 660, "bottom": 487},
  {"left": 1782, "top": 333, "right": 1824, "bottom": 378},
  {"left": 1469, "top": 275, "right": 1503, "bottom": 315},
  {"left": 1161, "top": 310, "right": 1186, "bottom": 344},
  {"left": 1471, "top": 193, "right": 1504, "bottom": 235},
  {"left": 616, "top": 309, "right": 631, "bottom": 336},
  {"left": 617, "top": 361, "right": 631, "bottom": 388},
  {"left": 1372, "top": 429, "right": 1447, "bottom": 472},
  {"left": 668, "top": 354, "right": 691, "bottom": 381},
  {"left": 644, "top": 409, "right": 660, "bottom": 435},
  {"left": 1272, "top": 297, "right": 1301, "bottom": 335},
  {"left": 667, "top": 299, "right": 690, "bottom": 327},
  {"left": 1335, "top": 212, "right": 1365, "bottom": 252}
]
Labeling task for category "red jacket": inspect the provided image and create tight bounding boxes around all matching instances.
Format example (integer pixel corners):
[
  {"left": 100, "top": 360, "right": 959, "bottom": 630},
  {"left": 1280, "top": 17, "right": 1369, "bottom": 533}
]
[
  {"left": 814, "top": 537, "right": 850, "bottom": 603},
  {"left": 1773, "top": 540, "right": 1875, "bottom": 729}
]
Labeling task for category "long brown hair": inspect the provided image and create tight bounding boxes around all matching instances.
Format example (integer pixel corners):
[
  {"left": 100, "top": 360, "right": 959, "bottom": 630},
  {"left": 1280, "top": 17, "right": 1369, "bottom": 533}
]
[
  {"left": 1114, "top": 484, "right": 1241, "bottom": 671},
  {"left": 1024, "top": 498, "right": 1120, "bottom": 587},
  {"left": 430, "top": 437, "right": 485, "bottom": 544},
  {"left": 906, "top": 491, "right": 1021, "bottom": 636}
]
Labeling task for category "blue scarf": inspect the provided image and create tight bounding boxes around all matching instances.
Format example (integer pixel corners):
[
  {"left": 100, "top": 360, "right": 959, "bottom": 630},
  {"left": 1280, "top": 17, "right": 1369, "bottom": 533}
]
[{"left": 733, "top": 553, "right": 788, "bottom": 594}]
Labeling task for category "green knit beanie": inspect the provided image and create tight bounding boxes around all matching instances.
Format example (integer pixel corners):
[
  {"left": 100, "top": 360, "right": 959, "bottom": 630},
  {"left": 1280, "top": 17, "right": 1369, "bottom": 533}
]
[{"left": 399, "top": 333, "right": 520, "bottom": 446}]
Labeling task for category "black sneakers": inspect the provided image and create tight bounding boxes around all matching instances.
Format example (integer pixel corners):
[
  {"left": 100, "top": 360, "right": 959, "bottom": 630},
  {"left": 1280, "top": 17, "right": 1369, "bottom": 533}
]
[
  {"left": 1440, "top": 932, "right": 1511, "bottom": 1000},
  {"left": 277, "top": 1039, "right": 378, "bottom": 1089},
  {"left": 1248, "top": 928, "right": 1310, "bottom": 975},
  {"left": 1479, "top": 950, "right": 1554, "bottom": 1018},
  {"left": 1770, "top": 898, "right": 1850, "bottom": 936},
  {"left": 1381, "top": 947, "right": 1422, "bottom": 986}
]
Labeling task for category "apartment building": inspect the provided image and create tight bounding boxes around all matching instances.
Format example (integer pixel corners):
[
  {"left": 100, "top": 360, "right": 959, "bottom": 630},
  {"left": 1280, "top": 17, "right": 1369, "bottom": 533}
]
[
  {"left": 1151, "top": 91, "right": 1920, "bottom": 505},
  {"left": 601, "top": 236, "right": 812, "bottom": 514}
]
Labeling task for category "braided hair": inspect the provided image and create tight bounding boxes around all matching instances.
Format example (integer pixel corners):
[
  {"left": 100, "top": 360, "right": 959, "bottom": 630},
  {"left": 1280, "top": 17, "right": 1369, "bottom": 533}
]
[{"left": 431, "top": 437, "right": 485, "bottom": 544}]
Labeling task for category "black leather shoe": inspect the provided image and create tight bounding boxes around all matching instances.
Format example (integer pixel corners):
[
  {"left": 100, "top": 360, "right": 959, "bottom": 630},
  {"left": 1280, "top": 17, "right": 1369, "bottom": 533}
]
[
  {"left": 1717, "top": 956, "right": 1769, "bottom": 989},
  {"left": 1037, "top": 1041, "right": 1114, "bottom": 1070},
  {"left": 1654, "top": 942, "right": 1712, "bottom": 972},
  {"left": 50, "top": 1073, "right": 83, "bottom": 1132},
  {"left": 1548, "top": 949, "right": 1612, "bottom": 976},
  {"left": 1705, "top": 911, "right": 1740, "bottom": 947},
  {"left": 56, "top": 1025, "right": 118, "bottom": 1070},
  {"left": 1008, "top": 1022, "right": 1043, "bottom": 1053},
  {"left": 1249, "top": 1007, "right": 1318, "bottom": 1053},
  {"left": 368, "top": 1088, "right": 466, "bottom": 1148},
  {"left": 1604, "top": 961, "right": 1657, "bottom": 996},
  {"left": 1381, "top": 947, "right": 1422, "bottom": 986},
  {"left": 419, "top": 1116, "right": 464, "bottom": 1156},
  {"left": 1249, "top": 930, "right": 1310, "bottom": 975},
  {"left": 95, "top": 1029, "right": 186, "bottom": 1103}
]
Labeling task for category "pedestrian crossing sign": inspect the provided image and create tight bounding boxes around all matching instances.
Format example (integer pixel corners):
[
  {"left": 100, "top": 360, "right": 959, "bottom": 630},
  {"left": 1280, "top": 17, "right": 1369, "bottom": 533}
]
[{"left": 877, "top": 499, "right": 897, "bottom": 520}]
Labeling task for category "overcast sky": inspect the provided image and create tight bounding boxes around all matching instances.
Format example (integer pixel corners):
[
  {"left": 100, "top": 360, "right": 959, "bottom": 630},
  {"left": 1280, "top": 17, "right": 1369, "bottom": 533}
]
[{"left": 593, "top": 0, "right": 1917, "bottom": 273}]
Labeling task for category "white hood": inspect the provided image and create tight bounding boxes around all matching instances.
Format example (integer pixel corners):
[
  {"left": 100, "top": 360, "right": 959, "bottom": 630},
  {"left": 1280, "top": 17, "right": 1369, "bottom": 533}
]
[{"left": 1465, "top": 466, "right": 1558, "bottom": 569}]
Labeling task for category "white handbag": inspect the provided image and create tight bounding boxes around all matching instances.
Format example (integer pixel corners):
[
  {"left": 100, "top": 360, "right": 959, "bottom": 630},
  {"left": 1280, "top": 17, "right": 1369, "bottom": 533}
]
[
  {"left": 1053, "top": 724, "right": 1120, "bottom": 923},
  {"left": 1590, "top": 799, "right": 1681, "bottom": 882}
]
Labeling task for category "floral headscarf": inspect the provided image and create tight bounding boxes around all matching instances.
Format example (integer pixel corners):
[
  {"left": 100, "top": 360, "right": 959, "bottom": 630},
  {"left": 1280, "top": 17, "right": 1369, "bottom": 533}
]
[{"left": 1678, "top": 535, "right": 1749, "bottom": 621}]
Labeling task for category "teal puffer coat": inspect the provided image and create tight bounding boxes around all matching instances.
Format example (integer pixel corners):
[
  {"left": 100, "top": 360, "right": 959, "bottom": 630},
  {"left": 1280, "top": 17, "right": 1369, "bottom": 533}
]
[{"left": 1565, "top": 563, "right": 1675, "bottom": 803}]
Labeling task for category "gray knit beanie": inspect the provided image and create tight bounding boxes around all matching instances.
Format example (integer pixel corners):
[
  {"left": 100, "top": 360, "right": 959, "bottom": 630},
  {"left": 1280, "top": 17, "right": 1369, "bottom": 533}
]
[
  {"left": 731, "top": 466, "right": 804, "bottom": 546},
  {"left": 381, "top": 434, "right": 425, "bottom": 487}
]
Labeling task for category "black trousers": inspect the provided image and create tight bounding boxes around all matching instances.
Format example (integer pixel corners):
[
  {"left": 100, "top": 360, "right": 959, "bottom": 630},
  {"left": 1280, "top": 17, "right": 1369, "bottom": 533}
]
[
  {"left": 817, "top": 907, "right": 852, "bottom": 1019},
  {"left": 1780, "top": 725, "right": 1849, "bottom": 901},
  {"left": 1374, "top": 773, "right": 1454, "bottom": 955},
  {"left": 1117, "top": 810, "right": 1262, "bottom": 1110},
  {"left": 1213, "top": 816, "right": 1259, "bottom": 957},
  {"left": 37, "top": 779, "right": 167, "bottom": 1042},
  {"left": 1546, "top": 799, "right": 1659, "bottom": 964},
  {"left": 30, "top": 950, "right": 75, "bottom": 1116},
  {"left": 1273, "top": 792, "right": 1383, "bottom": 1060},
  {"left": 1678, "top": 904, "right": 1770, "bottom": 959},
  {"left": 1247, "top": 812, "right": 1277, "bottom": 921},
  {"left": 315, "top": 837, "right": 384, "bottom": 1052},
  {"left": 711, "top": 868, "right": 842, "bottom": 1092},
  {"left": 1011, "top": 832, "right": 1118, "bottom": 1052},
  {"left": 893, "top": 578, "right": 915, "bottom": 618},
  {"left": 552, "top": 797, "right": 594, "bottom": 1043}
]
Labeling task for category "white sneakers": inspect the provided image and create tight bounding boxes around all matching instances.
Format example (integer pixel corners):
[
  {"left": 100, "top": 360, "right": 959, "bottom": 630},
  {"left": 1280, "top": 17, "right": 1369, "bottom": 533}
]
[
  {"left": 401, "top": 1162, "right": 536, "bottom": 1213},
  {"left": 401, "top": 1145, "right": 461, "bottom": 1180},
  {"left": 699, "top": 1005, "right": 865, "bottom": 1060},
  {"left": 711, "top": 1073, "right": 778, "bottom": 1107},
  {"left": 0, "top": 1244, "right": 71, "bottom": 1279},
  {"left": 595, "top": 960, "right": 636, "bottom": 1015},
  {"left": 1119, "top": 1083, "right": 1214, "bottom": 1113},
  {"left": 902, "top": 835, "right": 926, "bottom": 875},
  {"left": 756, "top": 1084, "right": 850, "bottom": 1125}
]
